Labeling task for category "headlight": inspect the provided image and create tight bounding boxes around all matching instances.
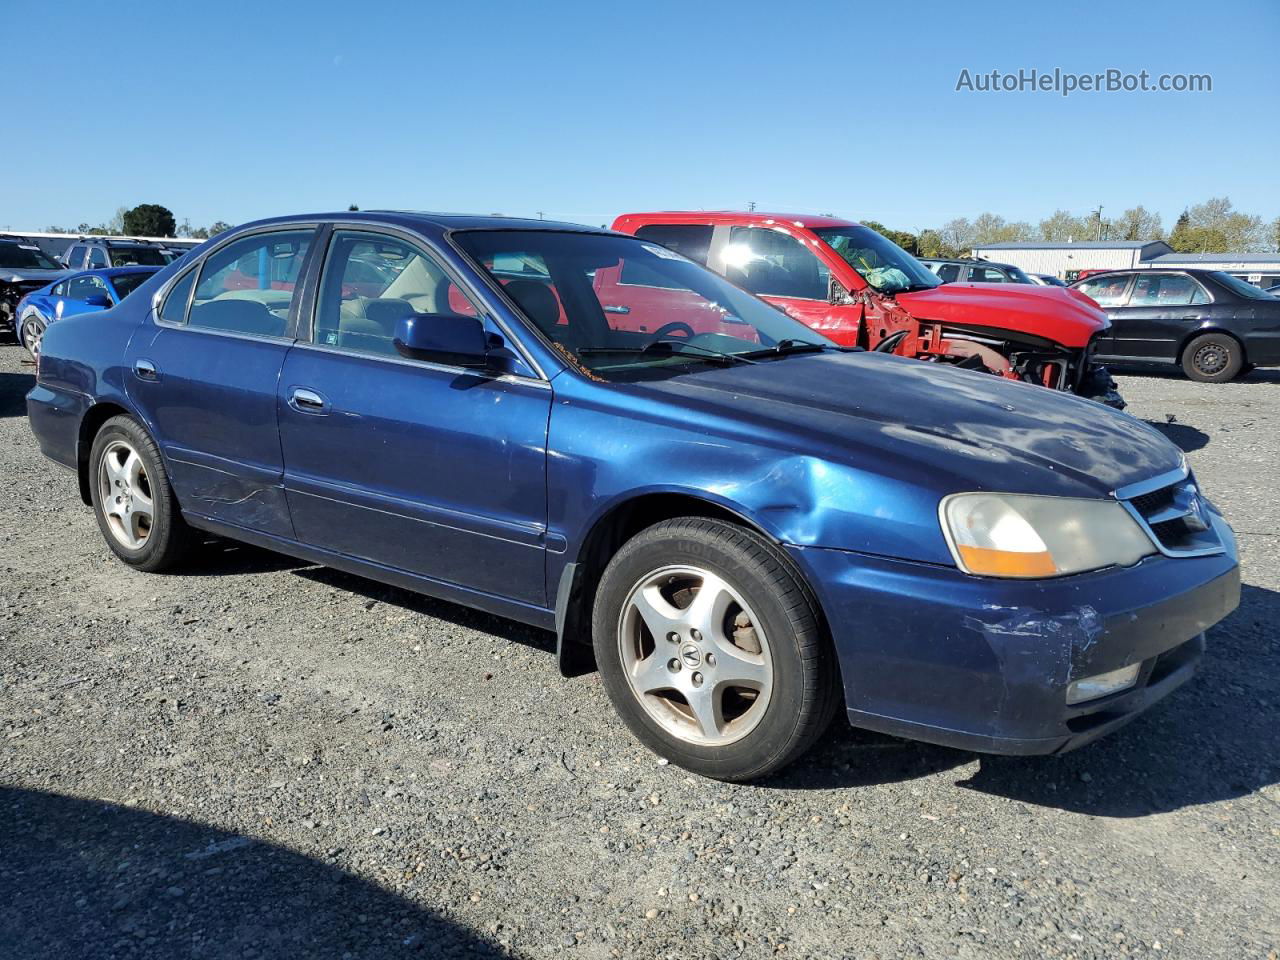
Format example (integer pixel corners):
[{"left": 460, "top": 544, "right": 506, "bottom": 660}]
[{"left": 940, "top": 493, "right": 1155, "bottom": 578}]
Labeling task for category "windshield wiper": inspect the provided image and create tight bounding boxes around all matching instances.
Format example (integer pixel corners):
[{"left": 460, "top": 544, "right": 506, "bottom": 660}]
[
  {"left": 576, "top": 338, "right": 757, "bottom": 365},
  {"left": 740, "top": 339, "right": 833, "bottom": 360}
]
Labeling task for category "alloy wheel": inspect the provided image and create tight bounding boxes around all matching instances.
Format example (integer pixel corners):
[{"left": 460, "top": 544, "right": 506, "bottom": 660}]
[
  {"left": 96, "top": 440, "right": 155, "bottom": 550},
  {"left": 22, "top": 316, "right": 45, "bottom": 358},
  {"left": 616, "top": 565, "right": 773, "bottom": 746}
]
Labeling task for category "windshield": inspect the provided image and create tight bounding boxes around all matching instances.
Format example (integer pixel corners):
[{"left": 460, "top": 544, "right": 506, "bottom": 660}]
[
  {"left": 453, "top": 231, "right": 834, "bottom": 378},
  {"left": 109, "top": 247, "right": 168, "bottom": 267},
  {"left": 1211, "top": 271, "right": 1277, "bottom": 300},
  {"left": 0, "top": 242, "right": 62, "bottom": 270},
  {"left": 812, "top": 226, "right": 940, "bottom": 294},
  {"left": 109, "top": 271, "right": 154, "bottom": 299}
]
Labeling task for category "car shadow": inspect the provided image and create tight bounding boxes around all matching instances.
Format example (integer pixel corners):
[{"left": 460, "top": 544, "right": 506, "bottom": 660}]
[
  {"left": 1115, "top": 365, "right": 1280, "bottom": 384},
  {"left": 1143, "top": 418, "right": 1210, "bottom": 452},
  {"left": 955, "top": 583, "right": 1279, "bottom": 817},
  {"left": 182, "top": 538, "right": 314, "bottom": 577},
  {"left": 292, "top": 565, "right": 557, "bottom": 654},
  {"left": 0, "top": 787, "right": 505, "bottom": 959},
  {"left": 765, "top": 725, "right": 970, "bottom": 790},
  {"left": 0, "top": 367, "right": 36, "bottom": 418}
]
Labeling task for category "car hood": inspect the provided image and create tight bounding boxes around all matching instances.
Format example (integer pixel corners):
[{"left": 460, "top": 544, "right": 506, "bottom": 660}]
[
  {"left": 635, "top": 350, "right": 1179, "bottom": 499},
  {"left": 1, "top": 267, "right": 69, "bottom": 286},
  {"left": 894, "top": 283, "right": 1107, "bottom": 348}
]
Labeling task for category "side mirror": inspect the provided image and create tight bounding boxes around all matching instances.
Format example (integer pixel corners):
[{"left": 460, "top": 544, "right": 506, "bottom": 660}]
[
  {"left": 83, "top": 294, "right": 112, "bottom": 307},
  {"left": 393, "top": 313, "right": 493, "bottom": 368},
  {"left": 827, "top": 276, "right": 855, "bottom": 306}
]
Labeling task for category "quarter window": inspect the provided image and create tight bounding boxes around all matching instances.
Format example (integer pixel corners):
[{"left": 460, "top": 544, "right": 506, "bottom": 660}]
[
  {"left": 1129, "top": 274, "right": 1209, "bottom": 307},
  {"left": 724, "top": 226, "right": 829, "bottom": 300},
  {"left": 159, "top": 269, "right": 197, "bottom": 324},
  {"left": 1076, "top": 274, "right": 1132, "bottom": 307},
  {"left": 314, "top": 231, "right": 480, "bottom": 358},
  {"left": 189, "top": 230, "right": 313, "bottom": 337}
]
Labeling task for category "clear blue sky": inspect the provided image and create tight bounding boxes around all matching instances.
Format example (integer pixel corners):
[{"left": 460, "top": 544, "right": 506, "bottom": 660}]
[{"left": 6, "top": 0, "right": 1278, "bottom": 234}]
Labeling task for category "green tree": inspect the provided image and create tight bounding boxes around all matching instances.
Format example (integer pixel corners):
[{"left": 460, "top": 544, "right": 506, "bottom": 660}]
[
  {"left": 122, "top": 204, "right": 177, "bottom": 238},
  {"left": 916, "top": 229, "right": 946, "bottom": 258},
  {"left": 1038, "top": 209, "right": 1090, "bottom": 242},
  {"left": 862, "top": 221, "right": 918, "bottom": 255},
  {"left": 1170, "top": 197, "right": 1265, "bottom": 252},
  {"left": 207, "top": 221, "right": 232, "bottom": 236},
  {"left": 1113, "top": 205, "right": 1163, "bottom": 241}
]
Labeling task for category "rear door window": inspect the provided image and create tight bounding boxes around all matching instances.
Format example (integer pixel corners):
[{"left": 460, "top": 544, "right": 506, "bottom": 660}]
[
  {"left": 1129, "top": 274, "right": 1209, "bottom": 306},
  {"left": 88, "top": 247, "right": 109, "bottom": 268},
  {"left": 968, "top": 266, "right": 1009, "bottom": 283},
  {"left": 935, "top": 263, "right": 961, "bottom": 283},
  {"left": 189, "top": 230, "right": 314, "bottom": 337},
  {"left": 631, "top": 224, "right": 713, "bottom": 266}
]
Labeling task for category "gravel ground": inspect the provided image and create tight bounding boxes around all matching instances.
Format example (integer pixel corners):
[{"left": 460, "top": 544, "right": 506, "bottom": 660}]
[{"left": 1, "top": 344, "right": 1277, "bottom": 960}]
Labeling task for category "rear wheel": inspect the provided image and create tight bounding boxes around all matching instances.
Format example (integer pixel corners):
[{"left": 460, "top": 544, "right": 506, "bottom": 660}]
[
  {"left": 89, "top": 416, "right": 194, "bottom": 571},
  {"left": 592, "top": 518, "right": 839, "bottom": 781},
  {"left": 1181, "top": 333, "right": 1243, "bottom": 383}
]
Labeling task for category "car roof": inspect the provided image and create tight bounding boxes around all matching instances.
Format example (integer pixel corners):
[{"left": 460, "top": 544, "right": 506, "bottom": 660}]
[
  {"left": 231, "top": 211, "right": 613, "bottom": 235},
  {"left": 67, "top": 266, "right": 164, "bottom": 279},
  {"left": 614, "top": 211, "right": 860, "bottom": 230}
]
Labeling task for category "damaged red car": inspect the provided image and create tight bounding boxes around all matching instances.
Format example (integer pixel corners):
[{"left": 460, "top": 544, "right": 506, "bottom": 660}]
[{"left": 611, "top": 212, "right": 1124, "bottom": 407}]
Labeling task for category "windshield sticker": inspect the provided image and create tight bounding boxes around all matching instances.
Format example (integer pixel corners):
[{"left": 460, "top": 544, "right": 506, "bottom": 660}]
[{"left": 642, "top": 243, "right": 687, "bottom": 262}]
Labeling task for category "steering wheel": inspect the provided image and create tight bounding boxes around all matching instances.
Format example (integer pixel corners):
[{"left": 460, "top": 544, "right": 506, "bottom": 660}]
[{"left": 648, "top": 321, "right": 695, "bottom": 341}]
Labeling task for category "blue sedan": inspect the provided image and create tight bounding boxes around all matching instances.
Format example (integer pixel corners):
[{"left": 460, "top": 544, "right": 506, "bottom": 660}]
[
  {"left": 16, "top": 266, "right": 161, "bottom": 358},
  {"left": 25, "top": 212, "right": 1240, "bottom": 780}
]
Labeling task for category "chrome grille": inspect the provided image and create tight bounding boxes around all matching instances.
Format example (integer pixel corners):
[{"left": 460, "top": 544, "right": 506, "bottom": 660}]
[{"left": 1118, "top": 472, "right": 1224, "bottom": 558}]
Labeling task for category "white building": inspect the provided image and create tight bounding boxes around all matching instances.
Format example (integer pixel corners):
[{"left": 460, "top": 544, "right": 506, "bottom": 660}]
[
  {"left": 970, "top": 240, "right": 1280, "bottom": 287},
  {"left": 969, "top": 240, "right": 1173, "bottom": 282}
]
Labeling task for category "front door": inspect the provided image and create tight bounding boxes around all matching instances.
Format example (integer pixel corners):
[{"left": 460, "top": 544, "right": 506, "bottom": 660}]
[
  {"left": 276, "top": 229, "right": 552, "bottom": 606},
  {"left": 1073, "top": 273, "right": 1136, "bottom": 358},
  {"left": 126, "top": 227, "right": 317, "bottom": 538},
  {"left": 713, "top": 225, "right": 859, "bottom": 345}
]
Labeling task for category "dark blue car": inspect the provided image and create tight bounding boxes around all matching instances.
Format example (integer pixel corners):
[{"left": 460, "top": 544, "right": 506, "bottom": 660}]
[
  {"left": 25, "top": 212, "right": 1240, "bottom": 780},
  {"left": 15, "top": 266, "right": 162, "bottom": 358}
]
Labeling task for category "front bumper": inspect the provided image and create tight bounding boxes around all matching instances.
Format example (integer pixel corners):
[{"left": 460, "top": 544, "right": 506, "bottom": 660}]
[{"left": 791, "top": 514, "right": 1239, "bottom": 755}]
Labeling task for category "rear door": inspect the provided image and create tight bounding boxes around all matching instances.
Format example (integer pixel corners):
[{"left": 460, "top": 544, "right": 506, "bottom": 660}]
[
  {"left": 276, "top": 227, "right": 552, "bottom": 606},
  {"left": 1104, "top": 272, "right": 1212, "bottom": 362},
  {"left": 126, "top": 226, "right": 318, "bottom": 538}
]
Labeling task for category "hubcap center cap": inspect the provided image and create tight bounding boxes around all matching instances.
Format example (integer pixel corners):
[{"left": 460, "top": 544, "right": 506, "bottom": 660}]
[{"left": 679, "top": 643, "right": 702, "bottom": 668}]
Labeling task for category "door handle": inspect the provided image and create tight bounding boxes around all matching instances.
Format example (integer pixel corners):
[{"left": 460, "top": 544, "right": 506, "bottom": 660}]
[
  {"left": 289, "top": 387, "right": 329, "bottom": 414},
  {"left": 603, "top": 304, "right": 631, "bottom": 315},
  {"left": 133, "top": 359, "right": 159, "bottom": 381}
]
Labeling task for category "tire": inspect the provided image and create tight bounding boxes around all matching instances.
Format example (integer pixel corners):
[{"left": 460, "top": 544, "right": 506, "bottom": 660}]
[
  {"left": 88, "top": 415, "right": 194, "bottom": 572},
  {"left": 592, "top": 517, "right": 839, "bottom": 781},
  {"left": 20, "top": 312, "right": 46, "bottom": 360},
  {"left": 1181, "top": 333, "right": 1243, "bottom": 383}
]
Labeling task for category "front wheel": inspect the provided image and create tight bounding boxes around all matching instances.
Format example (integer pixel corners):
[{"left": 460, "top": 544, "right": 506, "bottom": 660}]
[
  {"left": 20, "top": 312, "right": 46, "bottom": 360},
  {"left": 89, "top": 415, "right": 194, "bottom": 571},
  {"left": 1181, "top": 333, "right": 1243, "bottom": 383},
  {"left": 592, "top": 518, "right": 839, "bottom": 781}
]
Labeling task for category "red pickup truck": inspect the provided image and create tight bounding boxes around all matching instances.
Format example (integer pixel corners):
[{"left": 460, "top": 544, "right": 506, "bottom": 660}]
[{"left": 610, "top": 212, "right": 1122, "bottom": 407}]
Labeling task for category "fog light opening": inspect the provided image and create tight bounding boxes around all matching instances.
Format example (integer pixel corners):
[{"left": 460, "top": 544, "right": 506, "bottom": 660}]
[{"left": 1066, "top": 663, "right": 1141, "bottom": 705}]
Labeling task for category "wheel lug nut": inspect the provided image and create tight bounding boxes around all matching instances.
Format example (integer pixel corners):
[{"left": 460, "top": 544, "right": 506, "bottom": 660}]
[
  {"left": 692, "top": 672, "right": 704, "bottom": 687},
  {"left": 667, "top": 658, "right": 681, "bottom": 672},
  {"left": 667, "top": 632, "right": 679, "bottom": 644},
  {"left": 691, "top": 629, "right": 702, "bottom": 642},
  {"left": 705, "top": 653, "right": 716, "bottom": 667}
]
